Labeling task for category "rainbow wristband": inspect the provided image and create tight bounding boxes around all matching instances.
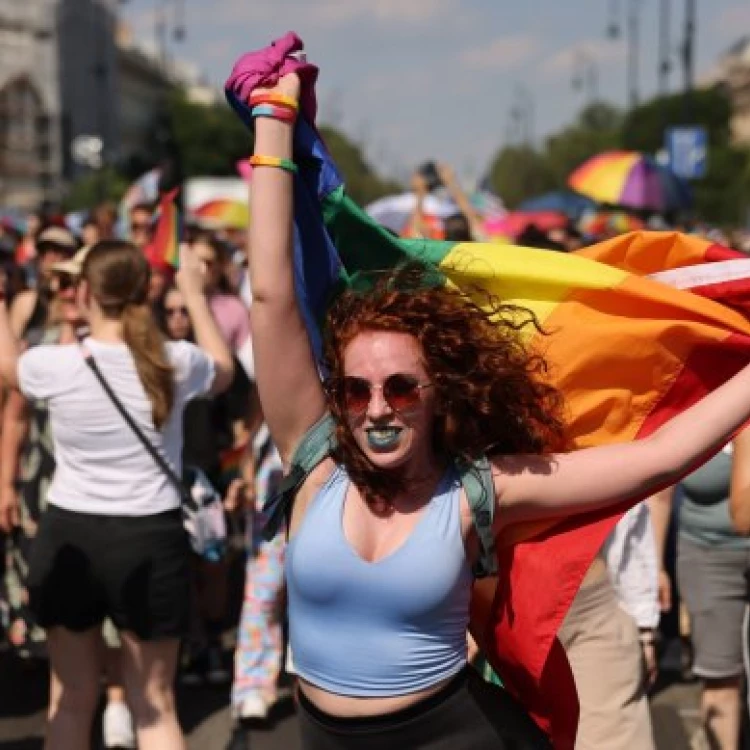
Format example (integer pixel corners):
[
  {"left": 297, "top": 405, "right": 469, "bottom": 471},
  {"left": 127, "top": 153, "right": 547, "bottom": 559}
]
[
  {"left": 251, "top": 103, "right": 297, "bottom": 124},
  {"left": 248, "top": 92, "right": 299, "bottom": 112},
  {"left": 248, "top": 155, "right": 298, "bottom": 174}
]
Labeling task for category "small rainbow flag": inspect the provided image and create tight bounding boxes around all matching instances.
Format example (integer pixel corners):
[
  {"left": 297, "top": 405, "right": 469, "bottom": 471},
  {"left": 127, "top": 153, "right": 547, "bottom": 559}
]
[{"left": 147, "top": 189, "right": 181, "bottom": 270}]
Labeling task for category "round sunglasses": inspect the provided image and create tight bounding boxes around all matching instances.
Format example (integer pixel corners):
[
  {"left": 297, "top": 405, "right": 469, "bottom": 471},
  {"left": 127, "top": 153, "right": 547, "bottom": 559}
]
[{"left": 337, "top": 374, "right": 433, "bottom": 414}]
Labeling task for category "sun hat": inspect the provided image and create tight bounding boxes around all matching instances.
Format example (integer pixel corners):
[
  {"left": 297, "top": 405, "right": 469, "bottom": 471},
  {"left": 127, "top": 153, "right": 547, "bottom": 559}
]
[{"left": 50, "top": 246, "right": 91, "bottom": 276}]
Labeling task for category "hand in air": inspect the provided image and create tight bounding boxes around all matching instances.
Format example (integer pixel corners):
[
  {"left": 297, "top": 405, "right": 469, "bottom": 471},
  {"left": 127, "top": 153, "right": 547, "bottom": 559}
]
[
  {"left": 411, "top": 172, "right": 429, "bottom": 197},
  {"left": 252, "top": 72, "right": 301, "bottom": 103},
  {"left": 436, "top": 163, "right": 457, "bottom": 187},
  {"left": 175, "top": 244, "right": 206, "bottom": 301}
]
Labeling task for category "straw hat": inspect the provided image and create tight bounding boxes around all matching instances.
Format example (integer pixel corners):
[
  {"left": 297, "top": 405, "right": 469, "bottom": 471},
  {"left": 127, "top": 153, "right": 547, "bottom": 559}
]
[
  {"left": 50, "top": 246, "right": 91, "bottom": 276},
  {"left": 37, "top": 226, "right": 78, "bottom": 253}
]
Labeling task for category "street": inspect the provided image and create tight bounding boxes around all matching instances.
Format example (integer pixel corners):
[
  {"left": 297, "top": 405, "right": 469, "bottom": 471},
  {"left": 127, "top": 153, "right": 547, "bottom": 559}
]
[{"left": 0, "top": 646, "right": 701, "bottom": 750}]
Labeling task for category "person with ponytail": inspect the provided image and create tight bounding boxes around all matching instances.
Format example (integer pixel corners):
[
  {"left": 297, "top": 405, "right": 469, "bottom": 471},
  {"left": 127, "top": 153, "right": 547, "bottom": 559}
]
[{"left": 0, "top": 239, "right": 233, "bottom": 750}]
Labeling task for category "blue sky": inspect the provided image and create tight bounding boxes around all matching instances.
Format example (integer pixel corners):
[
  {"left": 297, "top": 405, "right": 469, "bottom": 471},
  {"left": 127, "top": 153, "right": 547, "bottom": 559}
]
[{"left": 123, "top": 0, "right": 750, "bottom": 182}]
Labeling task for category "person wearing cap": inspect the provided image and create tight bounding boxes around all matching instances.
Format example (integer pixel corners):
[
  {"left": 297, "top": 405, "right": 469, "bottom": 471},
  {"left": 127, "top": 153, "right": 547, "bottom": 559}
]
[{"left": 9, "top": 226, "right": 78, "bottom": 342}]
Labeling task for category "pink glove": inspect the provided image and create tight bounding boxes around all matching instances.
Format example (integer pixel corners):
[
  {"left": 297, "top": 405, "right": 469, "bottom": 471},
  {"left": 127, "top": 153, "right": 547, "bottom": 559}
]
[{"left": 224, "top": 31, "right": 319, "bottom": 123}]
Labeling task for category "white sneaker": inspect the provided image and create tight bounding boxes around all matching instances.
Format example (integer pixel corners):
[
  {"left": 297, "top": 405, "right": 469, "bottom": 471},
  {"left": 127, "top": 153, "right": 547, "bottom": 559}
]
[
  {"left": 102, "top": 701, "right": 136, "bottom": 749},
  {"left": 236, "top": 694, "right": 269, "bottom": 721}
]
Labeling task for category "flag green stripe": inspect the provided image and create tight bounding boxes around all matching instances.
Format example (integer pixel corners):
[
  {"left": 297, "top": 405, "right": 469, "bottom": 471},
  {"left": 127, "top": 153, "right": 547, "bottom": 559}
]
[{"left": 322, "top": 188, "right": 454, "bottom": 279}]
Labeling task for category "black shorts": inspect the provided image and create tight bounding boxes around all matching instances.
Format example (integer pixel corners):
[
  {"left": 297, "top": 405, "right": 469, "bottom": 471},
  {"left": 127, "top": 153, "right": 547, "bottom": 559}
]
[
  {"left": 297, "top": 667, "right": 552, "bottom": 750},
  {"left": 28, "top": 505, "right": 190, "bottom": 640}
]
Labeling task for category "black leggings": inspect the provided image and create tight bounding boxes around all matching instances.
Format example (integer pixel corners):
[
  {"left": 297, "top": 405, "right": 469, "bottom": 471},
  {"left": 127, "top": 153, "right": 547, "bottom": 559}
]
[{"left": 296, "top": 667, "right": 552, "bottom": 750}]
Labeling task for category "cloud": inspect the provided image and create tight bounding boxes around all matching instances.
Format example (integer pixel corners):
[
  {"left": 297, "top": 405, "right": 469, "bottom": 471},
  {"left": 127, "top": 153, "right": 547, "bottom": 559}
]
[
  {"left": 191, "top": 0, "right": 457, "bottom": 29},
  {"left": 540, "top": 38, "right": 626, "bottom": 78},
  {"left": 362, "top": 68, "right": 439, "bottom": 96},
  {"left": 716, "top": 5, "right": 750, "bottom": 38},
  {"left": 461, "top": 35, "right": 540, "bottom": 71}
]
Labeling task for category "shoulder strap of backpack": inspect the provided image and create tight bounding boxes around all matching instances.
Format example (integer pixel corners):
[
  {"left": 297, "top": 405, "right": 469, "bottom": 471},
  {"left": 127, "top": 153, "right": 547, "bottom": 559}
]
[
  {"left": 455, "top": 456, "right": 497, "bottom": 578},
  {"left": 262, "top": 412, "right": 337, "bottom": 541}
]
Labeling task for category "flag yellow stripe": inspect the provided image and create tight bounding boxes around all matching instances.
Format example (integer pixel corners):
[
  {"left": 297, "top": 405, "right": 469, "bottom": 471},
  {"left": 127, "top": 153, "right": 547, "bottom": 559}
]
[{"left": 439, "top": 241, "right": 629, "bottom": 338}]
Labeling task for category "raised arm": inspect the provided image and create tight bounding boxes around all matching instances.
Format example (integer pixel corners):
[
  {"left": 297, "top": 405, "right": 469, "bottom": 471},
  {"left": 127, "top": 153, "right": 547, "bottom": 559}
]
[
  {"left": 495, "top": 361, "right": 750, "bottom": 526},
  {"left": 437, "top": 163, "right": 485, "bottom": 240},
  {"left": 247, "top": 74, "right": 327, "bottom": 463},
  {"left": 176, "top": 246, "right": 235, "bottom": 395}
]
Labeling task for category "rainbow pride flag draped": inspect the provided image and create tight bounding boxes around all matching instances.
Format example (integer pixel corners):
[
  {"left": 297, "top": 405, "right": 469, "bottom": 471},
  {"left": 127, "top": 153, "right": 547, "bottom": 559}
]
[
  {"left": 226, "top": 44, "right": 750, "bottom": 749},
  {"left": 146, "top": 189, "right": 181, "bottom": 270}
]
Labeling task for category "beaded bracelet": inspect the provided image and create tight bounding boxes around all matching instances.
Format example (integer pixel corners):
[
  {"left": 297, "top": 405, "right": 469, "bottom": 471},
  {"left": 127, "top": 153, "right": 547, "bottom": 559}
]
[
  {"left": 248, "top": 92, "right": 299, "bottom": 112},
  {"left": 251, "top": 103, "right": 297, "bottom": 124},
  {"left": 248, "top": 155, "right": 298, "bottom": 174}
]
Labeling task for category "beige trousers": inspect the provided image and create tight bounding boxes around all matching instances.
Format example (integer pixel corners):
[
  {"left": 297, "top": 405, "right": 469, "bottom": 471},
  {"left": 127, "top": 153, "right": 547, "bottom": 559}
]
[{"left": 559, "top": 571, "right": 656, "bottom": 750}]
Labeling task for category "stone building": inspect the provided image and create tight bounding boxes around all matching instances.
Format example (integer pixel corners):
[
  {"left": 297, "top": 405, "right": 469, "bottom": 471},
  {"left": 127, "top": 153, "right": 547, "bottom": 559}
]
[
  {"left": 0, "top": 0, "right": 192, "bottom": 211},
  {"left": 706, "top": 37, "right": 750, "bottom": 147},
  {"left": 0, "top": 0, "right": 62, "bottom": 210}
]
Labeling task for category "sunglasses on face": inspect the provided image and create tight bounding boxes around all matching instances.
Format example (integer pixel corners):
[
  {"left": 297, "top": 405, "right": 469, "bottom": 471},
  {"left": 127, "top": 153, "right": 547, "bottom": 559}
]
[
  {"left": 165, "top": 306, "right": 188, "bottom": 318},
  {"left": 338, "top": 374, "right": 433, "bottom": 415},
  {"left": 130, "top": 222, "right": 152, "bottom": 233},
  {"left": 53, "top": 273, "right": 77, "bottom": 292}
]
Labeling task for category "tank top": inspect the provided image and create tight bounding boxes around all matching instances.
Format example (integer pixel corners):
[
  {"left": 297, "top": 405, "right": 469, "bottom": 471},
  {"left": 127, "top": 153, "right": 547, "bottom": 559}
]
[{"left": 286, "top": 466, "right": 473, "bottom": 697}]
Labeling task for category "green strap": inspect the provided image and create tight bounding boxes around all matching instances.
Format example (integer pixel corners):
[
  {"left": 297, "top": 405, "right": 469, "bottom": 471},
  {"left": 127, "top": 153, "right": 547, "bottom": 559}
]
[
  {"left": 261, "top": 413, "right": 337, "bottom": 541},
  {"left": 455, "top": 456, "right": 497, "bottom": 578}
]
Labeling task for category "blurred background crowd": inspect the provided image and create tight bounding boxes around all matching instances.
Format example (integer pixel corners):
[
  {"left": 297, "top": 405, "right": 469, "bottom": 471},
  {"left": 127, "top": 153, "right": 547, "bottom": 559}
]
[{"left": 4, "top": 0, "right": 750, "bottom": 748}]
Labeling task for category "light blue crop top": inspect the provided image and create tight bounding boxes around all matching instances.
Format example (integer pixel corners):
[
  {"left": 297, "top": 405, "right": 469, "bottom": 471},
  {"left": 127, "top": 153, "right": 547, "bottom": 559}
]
[{"left": 285, "top": 466, "right": 473, "bottom": 697}]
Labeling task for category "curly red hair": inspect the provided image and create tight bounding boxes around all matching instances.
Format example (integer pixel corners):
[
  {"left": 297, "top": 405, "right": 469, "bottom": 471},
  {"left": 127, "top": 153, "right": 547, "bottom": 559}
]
[{"left": 322, "top": 264, "right": 567, "bottom": 503}]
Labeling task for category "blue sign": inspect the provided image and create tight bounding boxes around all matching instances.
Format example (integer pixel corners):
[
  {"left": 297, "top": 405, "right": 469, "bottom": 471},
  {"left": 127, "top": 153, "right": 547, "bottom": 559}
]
[{"left": 665, "top": 126, "right": 708, "bottom": 180}]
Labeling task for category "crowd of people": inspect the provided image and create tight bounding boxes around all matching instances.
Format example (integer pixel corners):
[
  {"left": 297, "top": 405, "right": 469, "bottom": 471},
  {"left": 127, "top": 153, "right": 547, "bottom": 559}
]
[
  {"left": 1, "top": 70, "right": 750, "bottom": 750},
  {"left": 0, "top": 197, "right": 287, "bottom": 750}
]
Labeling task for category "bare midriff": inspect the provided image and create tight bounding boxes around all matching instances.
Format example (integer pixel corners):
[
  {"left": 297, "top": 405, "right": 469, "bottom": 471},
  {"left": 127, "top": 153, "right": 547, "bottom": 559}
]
[{"left": 298, "top": 673, "right": 456, "bottom": 717}]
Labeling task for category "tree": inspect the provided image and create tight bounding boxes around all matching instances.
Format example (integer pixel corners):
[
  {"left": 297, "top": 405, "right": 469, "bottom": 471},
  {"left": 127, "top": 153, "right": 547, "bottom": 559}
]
[
  {"left": 62, "top": 167, "right": 129, "bottom": 211},
  {"left": 622, "top": 87, "right": 750, "bottom": 224},
  {"left": 166, "top": 93, "right": 252, "bottom": 178},
  {"left": 318, "top": 125, "right": 401, "bottom": 205},
  {"left": 486, "top": 145, "right": 557, "bottom": 209},
  {"left": 545, "top": 102, "right": 622, "bottom": 183},
  {"left": 123, "top": 92, "right": 399, "bottom": 206}
]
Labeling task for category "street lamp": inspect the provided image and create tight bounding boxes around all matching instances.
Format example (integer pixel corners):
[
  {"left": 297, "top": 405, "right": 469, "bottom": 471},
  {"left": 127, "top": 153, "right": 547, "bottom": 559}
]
[
  {"left": 682, "top": 0, "right": 696, "bottom": 112},
  {"left": 572, "top": 51, "right": 599, "bottom": 105},
  {"left": 658, "top": 0, "right": 672, "bottom": 96},
  {"left": 605, "top": 0, "right": 641, "bottom": 109},
  {"left": 505, "top": 86, "right": 534, "bottom": 147},
  {"left": 607, "top": 0, "right": 621, "bottom": 39}
]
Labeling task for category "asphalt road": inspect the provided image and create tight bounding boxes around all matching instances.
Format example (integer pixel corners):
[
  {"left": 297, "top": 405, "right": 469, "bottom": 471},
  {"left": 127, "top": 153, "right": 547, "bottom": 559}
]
[{"left": 0, "top": 646, "right": 702, "bottom": 750}]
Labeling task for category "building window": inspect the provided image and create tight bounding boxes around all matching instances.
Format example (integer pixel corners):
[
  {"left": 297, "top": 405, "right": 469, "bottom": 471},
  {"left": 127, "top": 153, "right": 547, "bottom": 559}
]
[{"left": 0, "top": 76, "right": 48, "bottom": 178}]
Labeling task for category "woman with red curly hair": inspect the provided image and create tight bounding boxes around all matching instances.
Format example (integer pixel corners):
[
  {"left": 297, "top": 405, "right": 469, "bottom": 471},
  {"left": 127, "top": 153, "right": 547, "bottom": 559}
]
[{"left": 247, "top": 72, "right": 750, "bottom": 750}]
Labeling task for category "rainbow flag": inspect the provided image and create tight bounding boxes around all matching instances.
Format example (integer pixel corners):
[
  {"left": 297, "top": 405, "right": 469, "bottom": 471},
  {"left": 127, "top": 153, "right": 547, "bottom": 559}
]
[
  {"left": 146, "top": 189, "right": 181, "bottom": 270},
  {"left": 226, "top": 48, "right": 750, "bottom": 749}
]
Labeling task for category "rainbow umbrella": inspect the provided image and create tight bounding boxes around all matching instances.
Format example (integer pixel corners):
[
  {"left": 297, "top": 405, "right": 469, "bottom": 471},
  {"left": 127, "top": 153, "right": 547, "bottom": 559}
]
[
  {"left": 192, "top": 199, "right": 250, "bottom": 229},
  {"left": 569, "top": 151, "right": 692, "bottom": 213},
  {"left": 578, "top": 210, "right": 644, "bottom": 238}
]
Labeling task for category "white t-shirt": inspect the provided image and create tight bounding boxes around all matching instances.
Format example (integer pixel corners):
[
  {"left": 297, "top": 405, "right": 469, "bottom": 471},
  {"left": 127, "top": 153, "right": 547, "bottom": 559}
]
[{"left": 17, "top": 337, "right": 215, "bottom": 516}]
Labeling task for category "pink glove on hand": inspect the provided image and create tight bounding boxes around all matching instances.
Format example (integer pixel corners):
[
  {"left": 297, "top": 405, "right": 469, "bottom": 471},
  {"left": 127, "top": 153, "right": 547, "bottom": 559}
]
[{"left": 224, "top": 31, "right": 319, "bottom": 123}]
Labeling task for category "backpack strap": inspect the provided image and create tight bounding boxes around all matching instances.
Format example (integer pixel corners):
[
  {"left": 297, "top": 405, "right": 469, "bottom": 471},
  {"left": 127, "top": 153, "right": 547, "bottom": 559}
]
[
  {"left": 262, "top": 412, "right": 337, "bottom": 541},
  {"left": 455, "top": 456, "right": 497, "bottom": 578}
]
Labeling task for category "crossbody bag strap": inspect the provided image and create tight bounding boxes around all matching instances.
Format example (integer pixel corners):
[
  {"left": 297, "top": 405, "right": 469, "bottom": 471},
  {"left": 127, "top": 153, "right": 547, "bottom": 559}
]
[
  {"left": 456, "top": 456, "right": 498, "bottom": 578},
  {"left": 262, "top": 412, "right": 337, "bottom": 541},
  {"left": 80, "top": 345, "right": 188, "bottom": 502}
]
